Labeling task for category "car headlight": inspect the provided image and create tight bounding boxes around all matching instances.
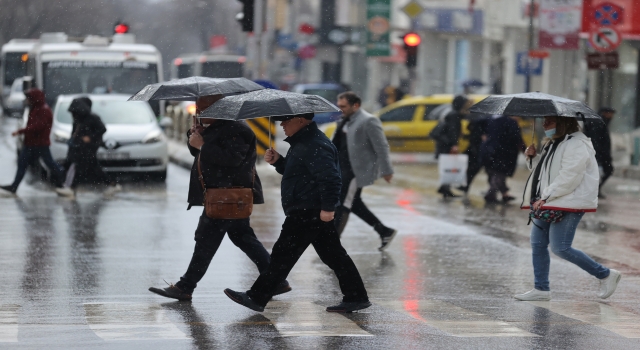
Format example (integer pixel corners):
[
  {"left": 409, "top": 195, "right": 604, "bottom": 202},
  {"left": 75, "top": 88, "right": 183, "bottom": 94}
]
[
  {"left": 142, "top": 130, "right": 165, "bottom": 144},
  {"left": 53, "top": 131, "right": 70, "bottom": 143}
]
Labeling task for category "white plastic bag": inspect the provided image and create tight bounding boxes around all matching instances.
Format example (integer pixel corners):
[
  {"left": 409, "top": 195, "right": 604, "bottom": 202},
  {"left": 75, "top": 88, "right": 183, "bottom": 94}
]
[{"left": 438, "top": 154, "right": 468, "bottom": 186}]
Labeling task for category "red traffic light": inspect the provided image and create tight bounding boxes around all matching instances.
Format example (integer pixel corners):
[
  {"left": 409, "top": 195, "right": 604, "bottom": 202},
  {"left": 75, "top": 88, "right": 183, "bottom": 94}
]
[
  {"left": 114, "top": 23, "right": 130, "bottom": 34},
  {"left": 403, "top": 33, "right": 421, "bottom": 47}
]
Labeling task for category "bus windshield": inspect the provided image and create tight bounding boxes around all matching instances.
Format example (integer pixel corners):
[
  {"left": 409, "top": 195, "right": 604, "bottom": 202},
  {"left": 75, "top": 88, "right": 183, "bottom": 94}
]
[
  {"left": 55, "top": 100, "right": 155, "bottom": 125},
  {"left": 3, "top": 52, "right": 28, "bottom": 87},
  {"left": 201, "top": 61, "right": 243, "bottom": 78},
  {"left": 43, "top": 60, "right": 158, "bottom": 106}
]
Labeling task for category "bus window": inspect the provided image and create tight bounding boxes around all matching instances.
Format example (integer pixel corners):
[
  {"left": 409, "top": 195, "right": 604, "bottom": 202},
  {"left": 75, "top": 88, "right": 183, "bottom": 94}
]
[
  {"left": 177, "top": 63, "right": 194, "bottom": 79},
  {"left": 3, "top": 52, "right": 28, "bottom": 87},
  {"left": 201, "top": 61, "right": 243, "bottom": 78}
]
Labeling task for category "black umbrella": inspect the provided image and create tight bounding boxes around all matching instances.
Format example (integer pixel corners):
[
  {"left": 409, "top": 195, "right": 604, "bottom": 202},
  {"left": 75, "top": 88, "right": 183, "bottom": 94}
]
[
  {"left": 128, "top": 76, "right": 264, "bottom": 101},
  {"left": 199, "top": 89, "right": 340, "bottom": 148},
  {"left": 469, "top": 92, "right": 599, "bottom": 119}
]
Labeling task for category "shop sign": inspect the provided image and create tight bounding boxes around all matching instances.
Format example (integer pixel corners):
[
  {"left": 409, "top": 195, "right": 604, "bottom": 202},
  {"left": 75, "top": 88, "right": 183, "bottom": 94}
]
[
  {"left": 366, "top": 0, "right": 391, "bottom": 56},
  {"left": 417, "top": 9, "right": 483, "bottom": 36},
  {"left": 539, "top": 0, "right": 583, "bottom": 50},
  {"left": 586, "top": 52, "right": 619, "bottom": 69}
]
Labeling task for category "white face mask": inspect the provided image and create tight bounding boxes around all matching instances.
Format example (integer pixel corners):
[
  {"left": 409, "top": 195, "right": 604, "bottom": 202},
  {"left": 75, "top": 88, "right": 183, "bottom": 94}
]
[{"left": 544, "top": 128, "right": 556, "bottom": 138}]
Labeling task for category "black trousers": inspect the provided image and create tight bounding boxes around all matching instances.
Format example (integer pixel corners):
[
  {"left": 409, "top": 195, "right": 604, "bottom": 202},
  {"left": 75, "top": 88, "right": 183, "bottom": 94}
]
[
  {"left": 485, "top": 169, "right": 508, "bottom": 199},
  {"left": 465, "top": 151, "right": 483, "bottom": 190},
  {"left": 598, "top": 158, "right": 614, "bottom": 188},
  {"left": 176, "top": 211, "right": 271, "bottom": 294},
  {"left": 334, "top": 172, "right": 383, "bottom": 236},
  {"left": 247, "top": 212, "right": 369, "bottom": 307}
]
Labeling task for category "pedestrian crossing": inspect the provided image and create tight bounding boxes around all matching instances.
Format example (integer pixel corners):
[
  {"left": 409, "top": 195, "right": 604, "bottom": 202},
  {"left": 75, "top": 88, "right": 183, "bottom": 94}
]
[{"left": 2, "top": 300, "right": 640, "bottom": 343}]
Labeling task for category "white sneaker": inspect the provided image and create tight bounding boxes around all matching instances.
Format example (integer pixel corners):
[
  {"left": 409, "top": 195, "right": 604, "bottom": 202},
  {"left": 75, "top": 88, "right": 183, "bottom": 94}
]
[
  {"left": 514, "top": 289, "right": 551, "bottom": 301},
  {"left": 55, "top": 187, "right": 75, "bottom": 198},
  {"left": 103, "top": 184, "right": 122, "bottom": 196},
  {"left": 598, "top": 269, "right": 621, "bottom": 299}
]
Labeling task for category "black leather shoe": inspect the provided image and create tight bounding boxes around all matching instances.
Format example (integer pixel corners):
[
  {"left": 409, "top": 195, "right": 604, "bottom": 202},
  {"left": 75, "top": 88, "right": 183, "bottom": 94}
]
[
  {"left": 378, "top": 227, "right": 397, "bottom": 251},
  {"left": 273, "top": 280, "right": 292, "bottom": 296},
  {"left": 326, "top": 300, "right": 372, "bottom": 313},
  {"left": 149, "top": 284, "right": 192, "bottom": 301},
  {"left": 224, "top": 289, "right": 264, "bottom": 312},
  {"left": 0, "top": 185, "right": 16, "bottom": 195}
]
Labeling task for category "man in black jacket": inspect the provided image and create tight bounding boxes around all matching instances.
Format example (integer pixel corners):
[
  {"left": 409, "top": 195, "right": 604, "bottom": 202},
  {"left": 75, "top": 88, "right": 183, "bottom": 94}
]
[
  {"left": 584, "top": 107, "right": 615, "bottom": 198},
  {"left": 55, "top": 97, "right": 121, "bottom": 197},
  {"left": 224, "top": 113, "right": 371, "bottom": 313},
  {"left": 149, "top": 117, "right": 291, "bottom": 301}
]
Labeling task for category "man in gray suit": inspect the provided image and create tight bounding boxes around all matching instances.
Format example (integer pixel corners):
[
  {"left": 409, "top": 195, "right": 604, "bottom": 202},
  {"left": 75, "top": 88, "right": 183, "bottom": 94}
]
[{"left": 333, "top": 92, "right": 397, "bottom": 251}]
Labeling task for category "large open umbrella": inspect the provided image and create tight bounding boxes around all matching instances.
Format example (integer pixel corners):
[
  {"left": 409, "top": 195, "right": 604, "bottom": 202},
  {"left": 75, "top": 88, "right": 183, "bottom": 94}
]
[
  {"left": 199, "top": 89, "right": 340, "bottom": 148},
  {"left": 469, "top": 92, "right": 600, "bottom": 145},
  {"left": 128, "top": 76, "right": 264, "bottom": 101}
]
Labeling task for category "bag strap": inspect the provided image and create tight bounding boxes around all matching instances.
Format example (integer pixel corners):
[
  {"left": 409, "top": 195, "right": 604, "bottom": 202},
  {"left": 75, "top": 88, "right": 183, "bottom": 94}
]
[{"left": 197, "top": 154, "right": 206, "bottom": 190}]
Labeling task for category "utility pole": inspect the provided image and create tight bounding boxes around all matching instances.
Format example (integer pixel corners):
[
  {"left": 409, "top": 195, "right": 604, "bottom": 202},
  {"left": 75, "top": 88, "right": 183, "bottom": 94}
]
[
  {"left": 250, "top": 0, "right": 264, "bottom": 80},
  {"left": 525, "top": 0, "right": 535, "bottom": 92}
]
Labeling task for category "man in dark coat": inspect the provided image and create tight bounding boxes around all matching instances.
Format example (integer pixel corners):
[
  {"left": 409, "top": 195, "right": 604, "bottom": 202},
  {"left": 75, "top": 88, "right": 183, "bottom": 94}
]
[
  {"left": 432, "top": 95, "right": 470, "bottom": 198},
  {"left": 1, "top": 89, "right": 64, "bottom": 195},
  {"left": 459, "top": 114, "right": 490, "bottom": 194},
  {"left": 583, "top": 107, "right": 615, "bottom": 198},
  {"left": 480, "top": 115, "right": 525, "bottom": 203},
  {"left": 149, "top": 117, "right": 291, "bottom": 301},
  {"left": 55, "top": 97, "right": 120, "bottom": 197},
  {"left": 224, "top": 113, "right": 371, "bottom": 314}
]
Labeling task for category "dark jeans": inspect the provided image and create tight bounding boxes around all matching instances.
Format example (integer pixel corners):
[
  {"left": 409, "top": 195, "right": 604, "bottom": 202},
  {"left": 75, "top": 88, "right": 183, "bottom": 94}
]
[
  {"left": 485, "top": 169, "right": 508, "bottom": 199},
  {"left": 465, "top": 152, "right": 483, "bottom": 190},
  {"left": 598, "top": 158, "right": 614, "bottom": 188},
  {"left": 335, "top": 173, "right": 383, "bottom": 236},
  {"left": 176, "top": 211, "right": 272, "bottom": 294},
  {"left": 247, "top": 212, "right": 369, "bottom": 307},
  {"left": 9, "top": 146, "right": 63, "bottom": 191}
]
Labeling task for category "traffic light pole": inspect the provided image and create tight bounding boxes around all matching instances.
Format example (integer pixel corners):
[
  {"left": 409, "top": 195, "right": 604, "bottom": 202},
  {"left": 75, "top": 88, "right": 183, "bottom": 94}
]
[{"left": 250, "top": 0, "right": 264, "bottom": 80}]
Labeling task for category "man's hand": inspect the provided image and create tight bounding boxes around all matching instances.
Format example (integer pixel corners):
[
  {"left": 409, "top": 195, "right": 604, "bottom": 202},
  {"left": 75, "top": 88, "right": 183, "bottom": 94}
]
[
  {"left": 264, "top": 148, "right": 280, "bottom": 164},
  {"left": 82, "top": 136, "right": 91, "bottom": 143},
  {"left": 190, "top": 123, "right": 205, "bottom": 135},
  {"left": 320, "top": 210, "right": 334, "bottom": 222},
  {"left": 189, "top": 132, "right": 204, "bottom": 150},
  {"left": 450, "top": 146, "right": 459, "bottom": 154},
  {"left": 383, "top": 174, "right": 393, "bottom": 183},
  {"left": 525, "top": 144, "right": 537, "bottom": 157},
  {"left": 533, "top": 199, "right": 546, "bottom": 211},
  {"left": 11, "top": 131, "right": 19, "bottom": 137}
]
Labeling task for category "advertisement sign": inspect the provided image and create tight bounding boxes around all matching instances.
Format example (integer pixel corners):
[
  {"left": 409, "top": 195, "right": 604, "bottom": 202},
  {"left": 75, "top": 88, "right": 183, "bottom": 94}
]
[
  {"left": 366, "top": 0, "right": 391, "bottom": 57},
  {"left": 418, "top": 9, "right": 483, "bottom": 36},
  {"left": 539, "top": 0, "right": 583, "bottom": 50},
  {"left": 582, "top": 0, "right": 640, "bottom": 37},
  {"left": 516, "top": 52, "right": 543, "bottom": 76}
]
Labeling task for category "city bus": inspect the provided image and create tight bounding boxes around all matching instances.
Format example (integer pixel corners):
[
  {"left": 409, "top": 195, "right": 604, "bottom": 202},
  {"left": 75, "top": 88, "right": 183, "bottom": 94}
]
[
  {"left": 1, "top": 39, "right": 39, "bottom": 112},
  {"left": 171, "top": 52, "right": 245, "bottom": 80},
  {"left": 24, "top": 32, "right": 163, "bottom": 114}
]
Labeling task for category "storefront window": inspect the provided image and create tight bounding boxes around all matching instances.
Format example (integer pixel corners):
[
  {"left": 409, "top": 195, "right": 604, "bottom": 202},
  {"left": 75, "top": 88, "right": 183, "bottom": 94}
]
[{"left": 610, "top": 42, "right": 638, "bottom": 133}]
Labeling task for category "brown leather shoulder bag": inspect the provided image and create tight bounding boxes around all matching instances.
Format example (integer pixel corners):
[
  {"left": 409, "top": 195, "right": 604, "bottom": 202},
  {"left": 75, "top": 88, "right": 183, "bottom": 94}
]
[{"left": 197, "top": 154, "right": 254, "bottom": 219}]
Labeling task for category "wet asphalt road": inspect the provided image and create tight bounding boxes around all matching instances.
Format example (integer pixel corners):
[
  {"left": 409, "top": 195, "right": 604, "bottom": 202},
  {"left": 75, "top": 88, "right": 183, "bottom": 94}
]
[{"left": 1, "top": 118, "right": 640, "bottom": 349}]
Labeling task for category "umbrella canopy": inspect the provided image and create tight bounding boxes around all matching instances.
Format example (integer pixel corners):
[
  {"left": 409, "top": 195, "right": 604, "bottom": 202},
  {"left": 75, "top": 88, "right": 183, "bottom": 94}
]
[
  {"left": 469, "top": 92, "right": 600, "bottom": 119},
  {"left": 128, "top": 76, "right": 264, "bottom": 102},
  {"left": 198, "top": 89, "right": 340, "bottom": 120}
]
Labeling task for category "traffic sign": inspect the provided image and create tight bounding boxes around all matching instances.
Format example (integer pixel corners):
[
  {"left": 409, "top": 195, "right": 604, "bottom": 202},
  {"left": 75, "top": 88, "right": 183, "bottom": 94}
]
[
  {"left": 516, "top": 52, "right": 543, "bottom": 76},
  {"left": 586, "top": 52, "right": 619, "bottom": 70},
  {"left": 589, "top": 27, "right": 621, "bottom": 53},
  {"left": 402, "top": 1, "right": 424, "bottom": 19},
  {"left": 594, "top": 3, "right": 624, "bottom": 26}
]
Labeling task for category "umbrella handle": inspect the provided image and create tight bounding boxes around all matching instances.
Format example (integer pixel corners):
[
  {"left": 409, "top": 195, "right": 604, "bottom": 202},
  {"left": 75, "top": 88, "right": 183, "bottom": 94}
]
[{"left": 531, "top": 120, "right": 536, "bottom": 149}]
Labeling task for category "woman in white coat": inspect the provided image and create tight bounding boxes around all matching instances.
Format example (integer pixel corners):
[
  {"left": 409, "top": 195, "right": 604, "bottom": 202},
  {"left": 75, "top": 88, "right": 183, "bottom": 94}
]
[{"left": 514, "top": 116, "right": 621, "bottom": 301}]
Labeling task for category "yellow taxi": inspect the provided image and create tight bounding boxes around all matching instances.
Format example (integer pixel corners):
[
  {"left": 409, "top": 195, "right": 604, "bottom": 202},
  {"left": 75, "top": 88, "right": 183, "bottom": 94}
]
[{"left": 323, "top": 94, "right": 534, "bottom": 152}]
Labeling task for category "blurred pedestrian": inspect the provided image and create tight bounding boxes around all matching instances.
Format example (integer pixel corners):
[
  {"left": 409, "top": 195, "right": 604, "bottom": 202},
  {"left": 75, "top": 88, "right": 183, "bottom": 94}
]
[
  {"left": 458, "top": 114, "right": 490, "bottom": 194},
  {"left": 480, "top": 115, "right": 525, "bottom": 203},
  {"left": 515, "top": 116, "right": 621, "bottom": 301},
  {"left": 149, "top": 115, "right": 291, "bottom": 301},
  {"left": 431, "top": 95, "right": 472, "bottom": 198},
  {"left": 583, "top": 107, "right": 615, "bottom": 198},
  {"left": 333, "top": 92, "right": 397, "bottom": 250},
  {"left": 0, "top": 89, "right": 64, "bottom": 196},
  {"left": 55, "top": 97, "right": 121, "bottom": 198},
  {"left": 224, "top": 113, "right": 371, "bottom": 313}
]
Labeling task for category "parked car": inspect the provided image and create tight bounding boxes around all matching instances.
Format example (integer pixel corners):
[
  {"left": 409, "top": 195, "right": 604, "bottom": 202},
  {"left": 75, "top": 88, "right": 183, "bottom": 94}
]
[
  {"left": 292, "top": 83, "right": 346, "bottom": 124},
  {"left": 322, "top": 94, "right": 534, "bottom": 153},
  {"left": 3, "top": 78, "right": 26, "bottom": 116},
  {"left": 48, "top": 94, "right": 170, "bottom": 180}
]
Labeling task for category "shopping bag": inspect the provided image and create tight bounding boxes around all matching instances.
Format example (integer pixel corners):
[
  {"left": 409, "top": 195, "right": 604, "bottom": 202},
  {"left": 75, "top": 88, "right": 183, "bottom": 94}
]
[{"left": 438, "top": 154, "right": 468, "bottom": 186}]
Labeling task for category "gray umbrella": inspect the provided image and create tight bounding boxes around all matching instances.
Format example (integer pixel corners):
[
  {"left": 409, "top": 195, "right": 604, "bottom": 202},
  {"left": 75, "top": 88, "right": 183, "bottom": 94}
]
[
  {"left": 469, "top": 92, "right": 600, "bottom": 119},
  {"left": 127, "top": 76, "right": 264, "bottom": 101},
  {"left": 198, "top": 89, "right": 339, "bottom": 120}
]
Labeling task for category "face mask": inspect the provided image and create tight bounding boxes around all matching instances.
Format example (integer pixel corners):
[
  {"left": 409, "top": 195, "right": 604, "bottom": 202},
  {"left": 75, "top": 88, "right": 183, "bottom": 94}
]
[{"left": 545, "top": 128, "right": 556, "bottom": 138}]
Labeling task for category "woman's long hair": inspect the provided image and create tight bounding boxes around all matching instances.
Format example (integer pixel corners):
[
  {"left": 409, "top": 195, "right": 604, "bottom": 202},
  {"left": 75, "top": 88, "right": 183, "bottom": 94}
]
[{"left": 553, "top": 117, "right": 580, "bottom": 139}]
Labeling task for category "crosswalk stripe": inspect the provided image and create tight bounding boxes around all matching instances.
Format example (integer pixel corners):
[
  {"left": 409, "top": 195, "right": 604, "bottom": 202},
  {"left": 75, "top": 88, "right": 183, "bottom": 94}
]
[
  {"left": 527, "top": 301, "right": 640, "bottom": 338},
  {"left": 379, "top": 300, "right": 538, "bottom": 337},
  {"left": 262, "top": 301, "right": 372, "bottom": 337},
  {"left": 0, "top": 305, "right": 19, "bottom": 343},
  {"left": 84, "top": 303, "right": 190, "bottom": 341}
]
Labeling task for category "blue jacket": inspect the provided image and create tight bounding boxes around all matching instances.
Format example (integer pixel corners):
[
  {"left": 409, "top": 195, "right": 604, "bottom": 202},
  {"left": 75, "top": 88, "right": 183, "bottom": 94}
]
[{"left": 273, "top": 122, "right": 342, "bottom": 216}]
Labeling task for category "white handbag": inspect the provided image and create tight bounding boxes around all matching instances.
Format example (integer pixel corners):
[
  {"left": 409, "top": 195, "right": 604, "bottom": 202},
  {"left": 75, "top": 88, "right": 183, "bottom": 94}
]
[{"left": 438, "top": 154, "right": 469, "bottom": 186}]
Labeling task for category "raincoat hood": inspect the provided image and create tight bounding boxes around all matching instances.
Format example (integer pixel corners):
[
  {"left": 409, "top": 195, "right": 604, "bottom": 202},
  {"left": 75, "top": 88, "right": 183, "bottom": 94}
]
[
  {"left": 68, "top": 97, "right": 93, "bottom": 118},
  {"left": 24, "top": 89, "right": 46, "bottom": 107}
]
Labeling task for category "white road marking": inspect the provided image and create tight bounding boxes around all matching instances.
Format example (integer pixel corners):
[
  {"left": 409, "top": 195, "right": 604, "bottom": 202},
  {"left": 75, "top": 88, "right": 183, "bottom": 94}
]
[
  {"left": 528, "top": 301, "right": 640, "bottom": 338},
  {"left": 84, "top": 303, "right": 189, "bottom": 341},
  {"left": 0, "top": 305, "right": 19, "bottom": 342},
  {"left": 380, "top": 300, "right": 537, "bottom": 337},
  {"left": 263, "top": 301, "right": 372, "bottom": 337}
]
